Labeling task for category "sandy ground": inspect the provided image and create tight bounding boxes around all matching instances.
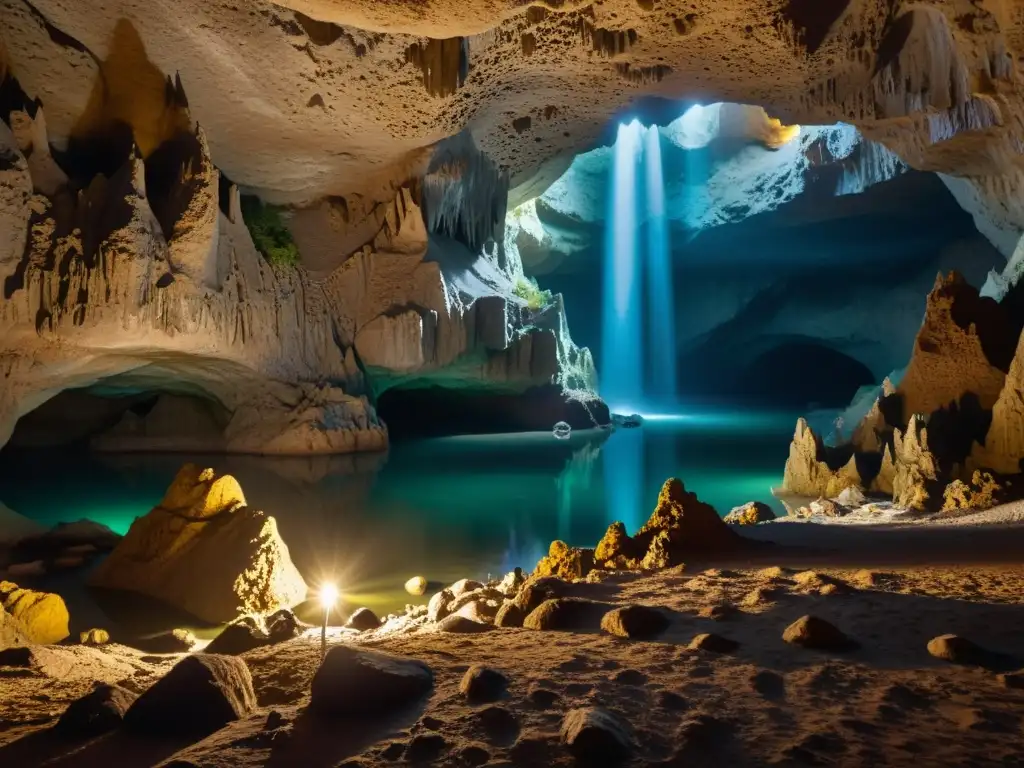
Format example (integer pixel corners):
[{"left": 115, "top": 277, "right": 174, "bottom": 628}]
[{"left": 2, "top": 517, "right": 1024, "bottom": 767}]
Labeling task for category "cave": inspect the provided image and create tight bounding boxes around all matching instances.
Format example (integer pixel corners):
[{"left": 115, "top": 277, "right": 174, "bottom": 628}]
[{"left": 2, "top": 3, "right": 1024, "bottom": 765}]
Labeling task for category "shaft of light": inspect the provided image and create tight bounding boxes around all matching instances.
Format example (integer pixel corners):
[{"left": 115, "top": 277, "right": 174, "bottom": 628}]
[
  {"left": 600, "top": 120, "right": 643, "bottom": 413},
  {"left": 643, "top": 126, "right": 677, "bottom": 408}
]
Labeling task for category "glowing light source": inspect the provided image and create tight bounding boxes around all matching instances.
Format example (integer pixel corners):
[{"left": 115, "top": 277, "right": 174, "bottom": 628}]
[{"left": 319, "top": 582, "right": 338, "bottom": 661}]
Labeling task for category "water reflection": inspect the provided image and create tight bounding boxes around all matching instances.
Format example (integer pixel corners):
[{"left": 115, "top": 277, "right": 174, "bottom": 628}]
[{"left": 0, "top": 410, "right": 793, "bottom": 620}]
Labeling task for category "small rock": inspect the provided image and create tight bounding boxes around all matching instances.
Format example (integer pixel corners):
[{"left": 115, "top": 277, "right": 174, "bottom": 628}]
[
  {"left": 437, "top": 614, "right": 495, "bottom": 634},
  {"left": 265, "top": 710, "right": 286, "bottom": 730},
  {"left": 723, "top": 501, "right": 776, "bottom": 525},
  {"left": 741, "top": 587, "right": 779, "bottom": 607},
  {"left": 524, "top": 598, "right": 603, "bottom": 632},
  {"left": 208, "top": 617, "right": 269, "bottom": 655},
  {"left": 528, "top": 686, "right": 560, "bottom": 709},
  {"left": 688, "top": 633, "right": 739, "bottom": 653},
  {"left": 404, "top": 576, "right": 427, "bottom": 596},
  {"left": 427, "top": 589, "right": 454, "bottom": 622},
  {"left": 477, "top": 705, "right": 519, "bottom": 742},
  {"left": 494, "top": 601, "right": 526, "bottom": 628},
  {"left": 809, "top": 498, "right": 851, "bottom": 518},
  {"left": 560, "top": 706, "right": 633, "bottom": 763},
  {"left": 836, "top": 486, "right": 866, "bottom": 507},
  {"left": 345, "top": 607, "right": 381, "bottom": 632},
  {"left": 79, "top": 628, "right": 110, "bottom": 645},
  {"left": 56, "top": 684, "right": 137, "bottom": 739},
  {"left": 407, "top": 733, "right": 447, "bottom": 762},
  {"left": 656, "top": 690, "right": 688, "bottom": 710},
  {"left": 757, "top": 566, "right": 787, "bottom": 580},
  {"left": 600, "top": 605, "right": 669, "bottom": 639},
  {"left": 310, "top": 646, "right": 433, "bottom": 716},
  {"left": 132, "top": 628, "right": 198, "bottom": 653},
  {"left": 926, "top": 634, "right": 991, "bottom": 665},
  {"left": 512, "top": 576, "right": 568, "bottom": 614},
  {"left": 380, "top": 742, "right": 405, "bottom": 760},
  {"left": 698, "top": 603, "right": 736, "bottom": 621},
  {"left": 782, "top": 615, "right": 856, "bottom": 651},
  {"left": 460, "top": 665, "right": 508, "bottom": 702},
  {"left": 124, "top": 654, "right": 257, "bottom": 737}
]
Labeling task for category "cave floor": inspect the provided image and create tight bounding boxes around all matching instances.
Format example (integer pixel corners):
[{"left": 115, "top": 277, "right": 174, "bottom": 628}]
[{"left": 2, "top": 522, "right": 1024, "bottom": 767}]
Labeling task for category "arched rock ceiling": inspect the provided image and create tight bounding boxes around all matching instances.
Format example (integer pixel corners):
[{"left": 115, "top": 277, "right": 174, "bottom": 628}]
[{"left": 3, "top": 0, "right": 1024, "bottom": 241}]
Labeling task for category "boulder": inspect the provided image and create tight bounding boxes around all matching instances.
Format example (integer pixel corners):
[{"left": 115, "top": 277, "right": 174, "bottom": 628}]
[
  {"left": 523, "top": 598, "right": 604, "bottom": 632},
  {"left": 782, "top": 615, "right": 856, "bottom": 651},
  {"left": 205, "top": 617, "right": 269, "bottom": 655},
  {"left": 600, "top": 605, "right": 670, "bottom": 639},
  {"left": 345, "top": 607, "right": 382, "bottom": 631},
  {"left": 437, "top": 614, "right": 495, "bottom": 633},
  {"left": 56, "top": 684, "right": 137, "bottom": 739},
  {"left": 124, "top": 654, "right": 257, "bottom": 736},
  {"left": 0, "top": 606, "right": 27, "bottom": 650},
  {"left": 460, "top": 664, "right": 509, "bottom": 702},
  {"left": 926, "top": 634, "right": 993, "bottom": 665},
  {"left": 496, "top": 567, "right": 525, "bottom": 596},
  {"left": 310, "top": 646, "right": 433, "bottom": 716},
  {"left": 533, "top": 540, "right": 595, "bottom": 580},
  {"left": 89, "top": 464, "right": 307, "bottom": 624},
  {"left": 688, "top": 633, "right": 739, "bottom": 653},
  {"left": 494, "top": 601, "right": 527, "bottom": 628},
  {"left": 782, "top": 419, "right": 863, "bottom": 498},
  {"left": 512, "top": 576, "right": 568, "bottom": 615},
  {"left": 454, "top": 599, "right": 499, "bottom": 624},
  {"left": 450, "top": 579, "right": 484, "bottom": 598},
  {"left": 560, "top": 707, "right": 633, "bottom": 763},
  {"left": 0, "top": 580, "right": 69, "bottom": 644},
  {"left": 79, "top": 628, "right": 110, "bottom": 645},
  {"left": 427, "top": 589, "right": 455, "bottom": 622},
  {"left": 723, "top": 501, "right": 776, "bottom": 525},
  {"left": 404, "top": 576, "right": 427, "bottom": 596}
]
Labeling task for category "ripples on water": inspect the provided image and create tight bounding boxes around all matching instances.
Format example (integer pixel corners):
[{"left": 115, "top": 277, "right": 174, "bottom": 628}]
[{"left": 0, "top": 409, "right": 796, "bottom": 620}]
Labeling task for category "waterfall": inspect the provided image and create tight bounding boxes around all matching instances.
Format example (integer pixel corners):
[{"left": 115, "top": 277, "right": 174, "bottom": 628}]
[
  {"left": 600, "top": 120, "right": 644, "bottom": 413},
  {"left": 643, "top": 126, "right": 677, "bottom": 408}
]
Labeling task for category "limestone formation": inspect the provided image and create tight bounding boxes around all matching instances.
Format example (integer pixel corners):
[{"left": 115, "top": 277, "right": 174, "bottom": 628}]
[
  {"left": 896, "top": 272, "right": 1014, "bottom": 423},
  {"left": 89, "top": 464, "right": 307, "bottom": 624},
  {"left": 851, "top": 378, "right": 896, "bottom": 453},
  {"left": 891, "top": 416, "right": 942, "bottom": 512},
  {"left": 972, "top": 328, "right": 1024, "bottom": 474},
  {"left": 871, "top": 443, "right": 897, "bottom": 496},
  {"left": 533, "top": 541, "right": 595, "bottom": 581},
  {"left": 782, "top": 419, "right": 863, "bottom": 498},
  {"left": 0, "top": 580, "right": 69, "bottom": 644},
  {"left": 942, "top": 471, "right": 1010, "bottom": 513}
]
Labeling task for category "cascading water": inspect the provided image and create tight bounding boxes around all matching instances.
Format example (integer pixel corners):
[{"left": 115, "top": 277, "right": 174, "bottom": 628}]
[{"left": 643, "top": 126, "right": 677, "bottom": 408}]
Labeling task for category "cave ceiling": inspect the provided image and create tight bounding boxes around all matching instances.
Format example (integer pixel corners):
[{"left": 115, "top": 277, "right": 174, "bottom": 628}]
[{"left": 3, "top": 0, "right": 1024, "bottom": 246}]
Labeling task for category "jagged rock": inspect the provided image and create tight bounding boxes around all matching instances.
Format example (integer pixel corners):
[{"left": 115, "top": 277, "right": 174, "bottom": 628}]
[
  {"left": 891, "top": 416, "right": 942, "bottom": 511},
  {"left": 459, "top": 664, "right": 509, "bottom": 702},
  {"left": 0, "top": 580, "right": 69, "bottom": 644},
  {"left": 594, "top": 522, "right": 643, "bottom": 568},
  {"left": 688, "top": 633, "right": 740, "bottom": 653},
  {"left": 782, "top": 615, "right": 856, "bottom": 651},
  {"left": 851, "top": 378, "right": 896, "bottom": 452},
  {"left": 132, "top": 629, "right": 198, "bottom": 654},
  {"left": 560, "top": 707, "right": 633, "bottom": 763},
  {"left": 404, "top": 576, "right": 427, "bottom": 596},
  {"left": 496, "top": 567, "right": 525, "bottom": 596},
  {"left": 124, "top": 654, "right": 257, "bottom": 736},
  {"left": 782, "top": 419, "right": 863, "bottom": 498},
  {"left": 972, "top": 324, "right": 1024, "bottom": 473},
  {"left": 942, "top": 471, "right": 1008, "bottom": 513},
  {"left": 836, "top": 486, "right": 867, "bottom": 508},
  {"left": 600, "top": 605, "right": 670, "bottom": 639},
  {"left": 523, "top": 598, "right": 604, "bottom": 632},
  {"left": 724, "top": 501, "right": 776, "bottom": 525},
  {"left": 346, "top": 608, "right": 381, "bottom": 632},
  {"left": 266, "top": 609, "right": 306, "bottom": 642},
  {"left": 897, "top": 272, "right": 1013, "bottom": 423},
  {"left": 533, "top": 541, "right": 595, "bottom": 580},
  {"left": 310, "top": 646, "right": 433, "bottom": 716},
  {"left": 79, "top": 628, "right": 110, "bottom": 645},
  {"left": 56, "top": 684, "right": 137, "bottom": 739},
  {"left": 89, "top": 464, "right": 307, "bottom": 624},
  {"left": 871, "top": 443, "right": 897, "bottom": 495}
]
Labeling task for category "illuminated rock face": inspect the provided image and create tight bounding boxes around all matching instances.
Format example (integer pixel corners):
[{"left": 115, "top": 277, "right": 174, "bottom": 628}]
[
  {"left": 782, "top": 418, "right": 862, "bottom": 499},
  {"left": 89, "top": 464, "right": 308, "bottom": 623}
]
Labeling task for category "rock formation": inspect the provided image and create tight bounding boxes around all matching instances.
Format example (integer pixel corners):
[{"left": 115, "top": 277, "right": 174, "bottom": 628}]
[
  {"left": 782, "top": 418, "right": 864, "bottom": 498},
  {"left": 971, "top": 327, "right": 1024, "bottom": 474},
  {"left": 0, "top": 580, "right": 69, "bottom": 644},
  {"left": 89, "top": 464, "right": 307, "bottom": 623},
  {"left": 535, "top": 478, "right": 742, "bottom": 580}
]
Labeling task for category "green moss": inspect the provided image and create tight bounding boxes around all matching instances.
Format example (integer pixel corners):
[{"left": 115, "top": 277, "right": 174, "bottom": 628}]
[
  {"left": 513, "top": 275, "right": 552, "bottom": 311},
  {"left": 240, "top": 195, "right": 300, "bottom": 268}
]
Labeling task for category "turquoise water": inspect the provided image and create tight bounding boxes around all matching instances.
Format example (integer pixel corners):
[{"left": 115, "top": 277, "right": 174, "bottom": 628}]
[{"left": 0, "top": 409, "right": 795, "bottom": 617}]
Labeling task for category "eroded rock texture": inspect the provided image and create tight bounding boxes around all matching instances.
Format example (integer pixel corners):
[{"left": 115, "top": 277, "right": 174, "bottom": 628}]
[{"left": 89, "top": 464, "right": 307, "bottom": 623}]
